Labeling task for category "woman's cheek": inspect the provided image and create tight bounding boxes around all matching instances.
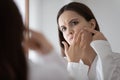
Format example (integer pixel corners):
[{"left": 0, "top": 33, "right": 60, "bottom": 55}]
[{"left": 63, "top": 34, "right": 68, "bottom": 43}]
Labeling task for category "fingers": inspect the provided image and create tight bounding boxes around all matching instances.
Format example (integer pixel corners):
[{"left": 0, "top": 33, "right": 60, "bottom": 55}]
[
  {"left": 75, "top": 30, "right": 83, "bottom": 44},
  {"left": 62, "top": 41, "right": 69, "bottom": 55},
  {"left": 84, "top": 28, "right": 98, "bottom": 34},
  {"left": 30, "top": 30, "right": 42, "bottom": 38},
  {"left": 30, "top": 38, "right": 41, "bottom": 49},
  {"left": 29, "top": 29, "right": 45, "bottom": 44},
  {"left": 84, "top": 28, "right": 107, "bottom": 41},
  {"left": 73, "top": 29, "right": 85, "bottom": 46},
  {"left": 24, "top": 29, "right": 54, "bottom": 54}
]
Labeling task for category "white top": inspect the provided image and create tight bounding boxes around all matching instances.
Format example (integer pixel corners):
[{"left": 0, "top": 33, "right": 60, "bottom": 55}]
[
  {"left": 28, "top": 50, "right": 72, "bottom": 80},
  {"left": 67, "top": 40, "right": 120, "bottom": 80},
  {"left": 28, "top": 40, "right": 120, "bottom": 80}
]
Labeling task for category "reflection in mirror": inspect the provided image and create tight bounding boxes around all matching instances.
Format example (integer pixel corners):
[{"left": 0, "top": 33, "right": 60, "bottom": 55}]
[{"left": 15, "top": 0, "right": 120, "bottom": 63}]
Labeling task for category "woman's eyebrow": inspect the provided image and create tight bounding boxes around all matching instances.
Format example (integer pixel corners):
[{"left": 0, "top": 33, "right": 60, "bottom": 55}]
[
  {"left": 68, "top": 18, "right": 79, "bottom": 24},
  {"left": 59, "top": 18, "right": 79, "bottom": 29}
]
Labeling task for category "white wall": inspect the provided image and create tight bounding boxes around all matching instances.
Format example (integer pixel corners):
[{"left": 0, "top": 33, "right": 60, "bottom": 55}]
[
  {"left": 14, "top": 0, "right": 25, "bottom": 23},
  {"left": 72, "top": 0, "right": 120, "bottom": 53},
  {"left": 29, "top": 0, "right": 42, "bottom": 31}
]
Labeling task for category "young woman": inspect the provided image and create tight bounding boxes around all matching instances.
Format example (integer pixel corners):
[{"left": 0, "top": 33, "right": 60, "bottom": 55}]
[{"left": 57, "top": 2, "right": 120, "bottom": 80}]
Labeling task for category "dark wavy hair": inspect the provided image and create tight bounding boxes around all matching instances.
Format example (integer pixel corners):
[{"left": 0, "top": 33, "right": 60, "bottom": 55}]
[
  {"left": 57, "top": 2, "right": 100, "bottom": 56},
  {"left": 0, "top": 0, "right": 27, "bottom": 80}
]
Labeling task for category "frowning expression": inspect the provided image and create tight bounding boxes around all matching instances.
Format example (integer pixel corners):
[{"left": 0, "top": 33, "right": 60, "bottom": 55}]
[{"left": 58, "top": 10, "right": 95, "bottom": 45}]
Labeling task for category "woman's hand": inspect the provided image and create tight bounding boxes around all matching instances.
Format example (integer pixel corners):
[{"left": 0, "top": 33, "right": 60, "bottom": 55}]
[
  {"left": 23, "top": 29, "right": 53, "bottom": 54},
  {"left": 62, "top": 30, "right": 83, "bottom": 62},
  {"left": 62, "top": 29, "right": 93, "bottom": 63},
  {"left": 84, "top": 28, "right": 107, "bottom": 41},
  {"left": 62, "top": 29, "right": 96, "bottom": 67},
  {"left": 77, "top": 29, "right": 97, "bottom": 67}
]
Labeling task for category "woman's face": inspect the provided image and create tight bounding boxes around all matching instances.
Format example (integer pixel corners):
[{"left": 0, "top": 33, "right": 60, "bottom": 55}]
[{"left": 58, "top": 10, "right": 95, "bottom": 45}]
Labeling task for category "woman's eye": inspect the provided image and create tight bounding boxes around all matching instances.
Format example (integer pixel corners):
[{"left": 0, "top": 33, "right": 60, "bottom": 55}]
[
  {"left": 61, "top": 27, "right": 66, "bottom": 32},
  {"left": 71, "top": 21, "right": 79, "bottom": 26}
]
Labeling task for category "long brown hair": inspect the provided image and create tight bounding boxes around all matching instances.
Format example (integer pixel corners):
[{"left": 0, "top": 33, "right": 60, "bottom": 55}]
[
  {"left": 57, "top": 2, "right": 100, "bottom": 56},
  {"left": 0, "top": 0, "right": 27, "bottom": 80}
]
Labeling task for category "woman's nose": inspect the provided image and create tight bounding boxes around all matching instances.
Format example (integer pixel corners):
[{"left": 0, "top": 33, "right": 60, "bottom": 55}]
[{"left": 66, "top": 28, "right": 74, "bottom": 35}]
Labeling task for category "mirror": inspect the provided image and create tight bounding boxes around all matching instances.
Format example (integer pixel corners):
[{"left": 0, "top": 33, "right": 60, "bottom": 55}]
[{"left": 15, "top": 0, "right": 120, "bottom": 62}]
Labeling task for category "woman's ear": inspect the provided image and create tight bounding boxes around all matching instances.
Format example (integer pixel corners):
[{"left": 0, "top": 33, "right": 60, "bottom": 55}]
[{"left": 89, "top": 19, "right": 96, "bottom": 29}]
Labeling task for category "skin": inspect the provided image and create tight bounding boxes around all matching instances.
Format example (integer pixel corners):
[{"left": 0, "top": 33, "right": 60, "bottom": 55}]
[
  {"left": 58, "top": 10, "right": 98, "bottom": 67},
  {"left": 58, "top": 11, "right": 96, "bottom": 45}
]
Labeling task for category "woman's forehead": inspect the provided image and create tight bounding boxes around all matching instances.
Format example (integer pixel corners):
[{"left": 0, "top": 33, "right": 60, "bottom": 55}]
[{"left": 58, "top": 11, "right": 83, "bottom": 25}]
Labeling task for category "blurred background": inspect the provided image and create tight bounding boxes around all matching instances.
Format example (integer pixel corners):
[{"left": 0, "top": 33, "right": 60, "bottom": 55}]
[{"left": 14, "top": 0, "right": 120, "bottom": 63}]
